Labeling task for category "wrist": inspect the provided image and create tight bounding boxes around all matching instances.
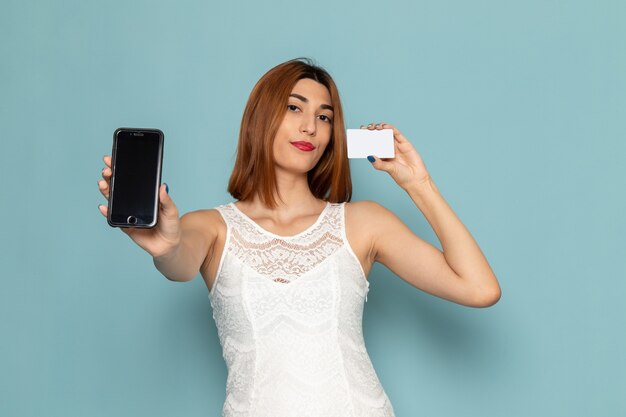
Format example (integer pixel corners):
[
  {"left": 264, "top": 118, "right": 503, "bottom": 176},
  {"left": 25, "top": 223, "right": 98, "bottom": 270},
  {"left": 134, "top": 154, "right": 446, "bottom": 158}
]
[
  {"left": 152, "top": 238, "right": 182, "bottom": 261},
  {"left": 404, "top": 174, "right": 437, "bottom": 196}
]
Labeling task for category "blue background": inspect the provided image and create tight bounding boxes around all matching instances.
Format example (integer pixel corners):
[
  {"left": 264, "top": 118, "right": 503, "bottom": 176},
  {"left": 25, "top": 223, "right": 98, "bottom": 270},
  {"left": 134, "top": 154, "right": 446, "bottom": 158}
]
[{"left": 1, "top": 0, "right": 624, "bottom": 416}]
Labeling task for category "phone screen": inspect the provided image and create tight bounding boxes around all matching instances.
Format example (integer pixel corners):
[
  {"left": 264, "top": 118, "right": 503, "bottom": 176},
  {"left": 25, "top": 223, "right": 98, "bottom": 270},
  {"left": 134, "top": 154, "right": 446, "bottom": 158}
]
[{"left": 108, "top": 129, "right": 163, "bottom": 228}]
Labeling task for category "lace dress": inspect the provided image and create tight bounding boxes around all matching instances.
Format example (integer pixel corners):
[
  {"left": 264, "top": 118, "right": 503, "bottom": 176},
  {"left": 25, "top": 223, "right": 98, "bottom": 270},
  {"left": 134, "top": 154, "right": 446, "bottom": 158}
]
[{"left": 208, "top": 201, "right": 396, "bottom": 417}]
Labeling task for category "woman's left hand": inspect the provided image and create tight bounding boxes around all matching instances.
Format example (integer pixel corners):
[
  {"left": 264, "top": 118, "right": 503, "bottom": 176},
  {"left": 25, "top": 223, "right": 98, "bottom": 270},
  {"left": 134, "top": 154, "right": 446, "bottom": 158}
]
[{"left": 361, "top": 122, "right": 431, "bottom": 190}]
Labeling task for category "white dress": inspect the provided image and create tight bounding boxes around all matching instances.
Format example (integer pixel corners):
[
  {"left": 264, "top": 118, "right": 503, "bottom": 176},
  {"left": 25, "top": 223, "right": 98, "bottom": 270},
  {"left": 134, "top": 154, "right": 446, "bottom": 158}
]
[{"left": 208, "top": 201, "right": 396, "bottom": 417}]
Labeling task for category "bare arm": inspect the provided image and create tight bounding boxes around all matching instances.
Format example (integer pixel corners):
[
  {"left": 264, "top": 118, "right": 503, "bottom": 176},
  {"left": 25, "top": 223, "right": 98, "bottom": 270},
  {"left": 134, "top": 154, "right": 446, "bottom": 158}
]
[
  {"left": 153, "top": 211, "right": 218, "bottom": 282},
  {"left": 370, "top": 178, "right": 501, "bottom": 308},
  {"left": 363, "top": 122, "right": 501, "bottom": 308}
]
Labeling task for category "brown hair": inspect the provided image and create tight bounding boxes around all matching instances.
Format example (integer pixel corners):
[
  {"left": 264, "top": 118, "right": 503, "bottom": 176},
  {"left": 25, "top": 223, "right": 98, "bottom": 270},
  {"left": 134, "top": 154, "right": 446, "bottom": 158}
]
[{"left": 227, "top": 57, "right": 352, "bottom": 209}]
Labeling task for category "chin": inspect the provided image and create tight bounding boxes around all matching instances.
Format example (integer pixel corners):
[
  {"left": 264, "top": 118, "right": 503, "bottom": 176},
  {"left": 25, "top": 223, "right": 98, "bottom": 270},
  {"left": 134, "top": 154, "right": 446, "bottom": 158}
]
[{"left": 275, "top": 161, "right": 317, "bottom": 175}]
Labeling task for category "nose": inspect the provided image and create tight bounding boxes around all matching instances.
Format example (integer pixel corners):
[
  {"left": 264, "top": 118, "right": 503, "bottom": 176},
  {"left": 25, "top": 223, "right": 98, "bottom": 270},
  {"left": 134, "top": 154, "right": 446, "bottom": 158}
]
[{"left": 300, "top": 113, "right": 316, "bottom": 136}]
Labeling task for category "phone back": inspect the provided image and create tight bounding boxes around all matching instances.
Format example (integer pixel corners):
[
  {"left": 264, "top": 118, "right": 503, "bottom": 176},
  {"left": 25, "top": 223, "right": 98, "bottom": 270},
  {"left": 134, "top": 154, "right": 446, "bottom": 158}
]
[{"left": 107, "top": 128, "right": 164, "bottom": 228}]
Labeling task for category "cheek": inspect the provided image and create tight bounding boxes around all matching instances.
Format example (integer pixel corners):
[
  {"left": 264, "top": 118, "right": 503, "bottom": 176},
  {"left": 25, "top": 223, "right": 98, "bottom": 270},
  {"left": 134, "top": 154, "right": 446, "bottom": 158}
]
[
  {"left": 273, "top": 124, "right": 290, "bottom": 149},
  {"left": 322, "top": 126, "right": 333, "bottom": 148},
  {"left": 272, "top": 131, "right": 295, "bottom": 163},
  {"left": 317, "top": 139, "right": 332, "bottom": 158}
]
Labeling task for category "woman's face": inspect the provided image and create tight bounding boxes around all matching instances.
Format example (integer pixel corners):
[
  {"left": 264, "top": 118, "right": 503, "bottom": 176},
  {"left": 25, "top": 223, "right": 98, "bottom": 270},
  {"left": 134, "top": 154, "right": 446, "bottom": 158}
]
[{"left": 272, "top": 78, "right": 334, "bottom": 175}]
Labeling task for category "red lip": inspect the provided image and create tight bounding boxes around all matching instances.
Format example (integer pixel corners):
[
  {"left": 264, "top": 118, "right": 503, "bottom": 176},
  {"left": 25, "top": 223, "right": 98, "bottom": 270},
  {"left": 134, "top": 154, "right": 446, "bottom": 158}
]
[{"left": 291, "top": 141, "right": 315, "bottom": 151}]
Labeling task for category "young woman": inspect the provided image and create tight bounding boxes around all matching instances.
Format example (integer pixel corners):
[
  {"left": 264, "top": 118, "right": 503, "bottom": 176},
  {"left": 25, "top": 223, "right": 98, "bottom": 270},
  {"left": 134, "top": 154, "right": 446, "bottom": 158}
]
[{"left": 97, "top": 58, "right": 501, "bottom": 417}]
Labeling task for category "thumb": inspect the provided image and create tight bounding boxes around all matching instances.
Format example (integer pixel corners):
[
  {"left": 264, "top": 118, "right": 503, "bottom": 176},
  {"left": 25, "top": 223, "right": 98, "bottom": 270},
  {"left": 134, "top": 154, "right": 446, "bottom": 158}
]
[
  {"left": 159, "top": 183, "right": 178, "bottom": 217},
  {"left": 367, "top": 155, "right": 394, "bottom": 173}
]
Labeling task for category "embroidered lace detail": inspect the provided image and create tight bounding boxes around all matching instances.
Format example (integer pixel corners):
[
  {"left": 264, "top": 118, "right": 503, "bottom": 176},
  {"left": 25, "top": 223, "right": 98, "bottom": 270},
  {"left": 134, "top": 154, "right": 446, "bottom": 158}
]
[
  {"left": 227, "top": 202, "right": 343, "bottom": 284},
  {"left": 208, "top": 202, "right": 395, "bottom": 417}
]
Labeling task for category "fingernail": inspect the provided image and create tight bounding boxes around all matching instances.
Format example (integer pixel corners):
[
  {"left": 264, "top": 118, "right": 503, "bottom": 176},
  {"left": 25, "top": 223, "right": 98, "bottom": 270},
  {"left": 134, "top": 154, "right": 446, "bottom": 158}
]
[
  {"left": 367, "top": 155, "right": 375, "bottom": 163},
  {"left": 165, "top": 183, "right": 169, "bottom": 194}
]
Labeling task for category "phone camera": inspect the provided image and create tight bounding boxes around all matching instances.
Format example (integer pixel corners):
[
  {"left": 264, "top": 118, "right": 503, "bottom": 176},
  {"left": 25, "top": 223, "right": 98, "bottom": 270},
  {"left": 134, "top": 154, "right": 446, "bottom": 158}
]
[{"left": 127, "top": 216, "right": 137, "bottom": 225}]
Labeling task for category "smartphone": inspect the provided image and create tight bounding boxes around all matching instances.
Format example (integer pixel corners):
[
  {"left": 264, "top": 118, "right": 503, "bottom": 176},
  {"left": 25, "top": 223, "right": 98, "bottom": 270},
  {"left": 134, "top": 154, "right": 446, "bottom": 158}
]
[
  {"left": 346, "top": 128, "right": 395, "bottom": 159},
  {"left": 107, "top": 128, "right": 164, "bottom": 228}
]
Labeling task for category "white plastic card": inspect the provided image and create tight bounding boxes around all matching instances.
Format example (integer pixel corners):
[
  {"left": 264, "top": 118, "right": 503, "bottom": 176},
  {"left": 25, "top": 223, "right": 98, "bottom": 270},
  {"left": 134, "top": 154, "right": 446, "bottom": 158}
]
[{"left": 346, "top": 129, "right": 395, "bottom": 159}]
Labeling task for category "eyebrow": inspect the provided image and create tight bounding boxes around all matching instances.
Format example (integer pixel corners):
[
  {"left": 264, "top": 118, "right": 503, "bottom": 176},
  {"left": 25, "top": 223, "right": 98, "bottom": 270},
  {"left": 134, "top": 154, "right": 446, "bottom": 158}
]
[{"left": 289, "top": 93, "right": 334, "bottom": 111}]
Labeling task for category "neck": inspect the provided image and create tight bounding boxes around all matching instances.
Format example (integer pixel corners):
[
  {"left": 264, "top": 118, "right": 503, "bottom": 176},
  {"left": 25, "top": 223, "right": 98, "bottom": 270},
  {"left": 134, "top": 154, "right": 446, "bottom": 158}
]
[{"left": 241, "top": 168, "right": 325, "bottom": 216}]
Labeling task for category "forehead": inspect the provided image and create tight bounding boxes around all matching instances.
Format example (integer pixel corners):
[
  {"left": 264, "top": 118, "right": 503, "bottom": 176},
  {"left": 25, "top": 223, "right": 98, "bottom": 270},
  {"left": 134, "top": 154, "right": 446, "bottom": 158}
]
[{"left": 290, "top": 78, "right": 331, "bottom": 103}]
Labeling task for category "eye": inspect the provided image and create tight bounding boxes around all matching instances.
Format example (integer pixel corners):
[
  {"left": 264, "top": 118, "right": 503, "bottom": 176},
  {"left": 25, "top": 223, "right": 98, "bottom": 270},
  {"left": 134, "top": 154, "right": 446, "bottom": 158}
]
[
  {"left": 319, "top": 115, "right": 333, "bottom": 123},
  {"left": 287, "top": 104, "right": 300, "bottom": 112}
]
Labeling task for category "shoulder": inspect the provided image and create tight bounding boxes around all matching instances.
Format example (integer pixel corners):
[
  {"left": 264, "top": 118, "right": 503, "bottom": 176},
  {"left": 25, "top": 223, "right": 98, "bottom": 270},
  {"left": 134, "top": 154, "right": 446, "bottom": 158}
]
[
  {"left": 344, "top": 200, "right": 396, "bottom": 223},
  {"left": 343, "top": 200, "right": 403, "bottom": 264},
  {"left": 180, "top": 207, "right": 226, "bottom": 239},
  {"left": 179, "top": 207, "right": 228, "bottom": 266},
  {"left": 345, "top": 200, "right": 410, "bottom": 247},
  {"left": 344, "top": 199, "right": 400, "bottom": 240}
]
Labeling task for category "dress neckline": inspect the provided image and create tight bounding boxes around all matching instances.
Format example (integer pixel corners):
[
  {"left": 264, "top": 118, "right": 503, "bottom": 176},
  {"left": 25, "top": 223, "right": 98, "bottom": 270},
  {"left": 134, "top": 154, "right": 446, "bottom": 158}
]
[{"left": 229, "top": 201, "right": 331, "bottom": 240}]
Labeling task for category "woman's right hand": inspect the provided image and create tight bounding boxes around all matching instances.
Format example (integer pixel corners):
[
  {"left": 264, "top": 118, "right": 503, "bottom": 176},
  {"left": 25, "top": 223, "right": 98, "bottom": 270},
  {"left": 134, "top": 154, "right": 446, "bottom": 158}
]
[{"left": 97, "top": 155, "right": 182, "bottom": 258}]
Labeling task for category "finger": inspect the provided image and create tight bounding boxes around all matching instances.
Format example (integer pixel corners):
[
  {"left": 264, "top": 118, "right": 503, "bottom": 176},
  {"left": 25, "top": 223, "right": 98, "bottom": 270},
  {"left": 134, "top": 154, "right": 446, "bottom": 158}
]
[
  {"left": 98, "top": 204, "right": 108, "bottom": 217},
  {"left": 103, "top": 155, "right": 112, "bottom": 168},
  {"left": 380, "top": 123, "right": 409, "bottom": 143},
  {"left": 367, "top": 155, "right": 395, "bottom": 173},
  {"left": 375, "top": 122, "right": 385, "bottom": 130},
  {"left": 158, "top": 183, "right": 178, "bottom": 217},
  {"left": 98, "top": 204, "right": 135, "bottom": 237},
  {"left": 97, "top": 179, "right": 109, "bottom": 199},
  {"left": 101, "top": 167, "right": 112, "bottom": 180},
  {"left": 367, "top": 122, "right": 375, "bottom": 130}
]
